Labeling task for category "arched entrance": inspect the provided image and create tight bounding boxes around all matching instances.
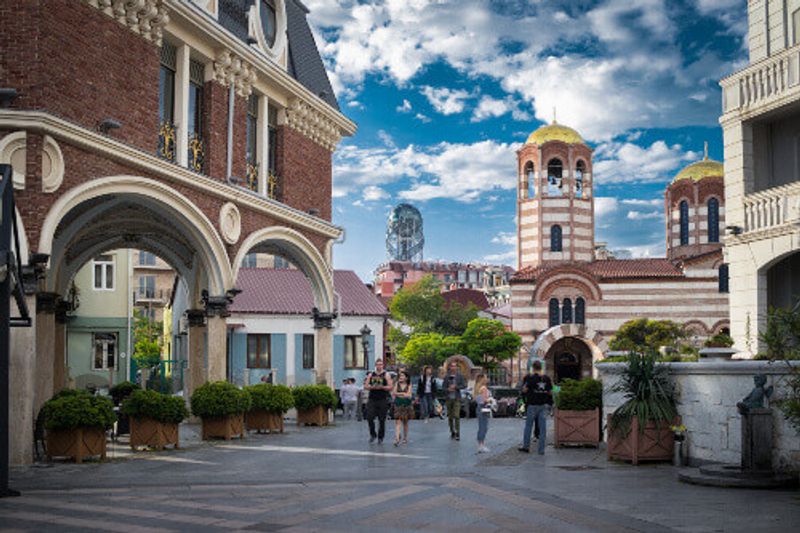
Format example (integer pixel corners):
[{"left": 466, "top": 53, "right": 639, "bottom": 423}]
[
  {"left": 765, "top": 251, "right": 800, "bottom": 312},
  {"left": 545, "top": 337, "right": 593, "bottom": 383},
  {"left": 527, "top": 323, "right": 607, "bottom": 380}
]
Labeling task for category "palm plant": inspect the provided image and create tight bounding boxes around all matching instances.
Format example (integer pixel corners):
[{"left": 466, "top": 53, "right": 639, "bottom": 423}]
[{"left": 610, "top": 350, "right": 677, "bottom": 436}]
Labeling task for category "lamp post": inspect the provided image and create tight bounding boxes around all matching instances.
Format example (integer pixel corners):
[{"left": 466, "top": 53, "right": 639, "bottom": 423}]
[{"left": 360, "top": 324, "right": 371, "bottom": 366}]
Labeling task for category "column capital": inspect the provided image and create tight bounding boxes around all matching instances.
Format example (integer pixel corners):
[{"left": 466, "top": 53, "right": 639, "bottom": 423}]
[
  {"left": 21, "top": 253, "right": 49, "bottom": 294},
  {"left": 35, "top": 292, "right": 60, "bottom": 314},
  {"left": 201, "top": 289, "right": 240, "bottom": 318},
  {"left": 55, "top": 300, "right": 72, "bottom": 324},
  {"left": 186, "top": 308, "right": 206, "bottom": 328},
  {"left": 312, "top": 307, "right": 337, "bottom": 329}
]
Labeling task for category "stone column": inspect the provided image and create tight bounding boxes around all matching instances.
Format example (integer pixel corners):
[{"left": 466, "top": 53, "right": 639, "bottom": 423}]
[
  {"left": 53, "top": 301, "right": 68, "bottom": 393},
  {"left": 313, "top": 308, "right": 336, "bottom": 387},
  {"left": 33, "top": 292, "right": 59, "bottom": 415},
  {"left": 206, "top": 315, "right": 227, "bottom": 382},
  {"left": 9, "top": 294, "right": 36, "bottom": 465},
  {"left": 186, "top": 309, "right": 206, "bottom": 399}
]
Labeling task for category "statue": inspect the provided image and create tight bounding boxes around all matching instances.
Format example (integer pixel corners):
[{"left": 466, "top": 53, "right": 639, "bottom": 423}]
[{"left": 736, "top": 374, "right": 774, "bottom": 414}]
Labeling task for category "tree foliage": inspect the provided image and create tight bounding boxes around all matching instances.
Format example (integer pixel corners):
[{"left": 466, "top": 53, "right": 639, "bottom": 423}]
[
  {"left": 132, "top": 309, "right": 163, "bottom": 368},
  {"left": 609, "top": 318, "right": 687, "bottom": 352},
  {"left": 460, "top": 318, "right": 521, "bottom": 368},
  {"left": 398, "top": 332, "right": 462, "bottom": 372},
  {"left": 389, "top": 275, "right": 478, "bottom": 336}
]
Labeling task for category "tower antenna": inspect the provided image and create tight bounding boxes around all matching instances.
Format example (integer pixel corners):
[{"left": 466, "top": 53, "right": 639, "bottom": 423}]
[
  {"left": 703, "top": 141, "right": 709, "bottom": 160},
  {"left": 553, "top": 107, "right": 557, "bottom": 124}
]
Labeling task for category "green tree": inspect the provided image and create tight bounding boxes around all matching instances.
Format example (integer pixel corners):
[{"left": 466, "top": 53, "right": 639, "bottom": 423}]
[
  {"left": 386, "top": 325, "right": 410, "bottom": 359},
  {"left": 389, "top": 275, "right": 478, "bottom": 336},
  {"left": 460, "top": 318, "right": 521, "bottom": 368},
  {"left": 609, "top": 318, "right": 687, "bottom": 352},
  {"left": 398, "top": 332, "right": 462, "bottom": 372},
  {"left": 132, "top": 309, "right": 162, "bottom": 368}
]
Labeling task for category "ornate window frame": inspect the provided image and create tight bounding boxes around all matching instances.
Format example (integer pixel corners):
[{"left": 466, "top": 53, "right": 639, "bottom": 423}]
[{"left": 249, "top": 0, "right": 287, "bottom": 62}]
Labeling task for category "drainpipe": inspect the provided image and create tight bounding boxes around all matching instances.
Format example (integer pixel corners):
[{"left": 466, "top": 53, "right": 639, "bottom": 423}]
[
  {"left": 226, "top": 83, "right": 235, "bottom": 180},
  {"left": 126, "top": 249, "right": 132, "bottom": 382}
]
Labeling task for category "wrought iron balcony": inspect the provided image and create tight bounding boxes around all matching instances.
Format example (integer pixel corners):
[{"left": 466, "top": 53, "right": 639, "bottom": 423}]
[
  {"left": 188, "top": 133, "right": 204, "bottom": 173},
  {"left": 267, "top": 170, "right": 281, "bottom": 201},
  {"left": 157, "top": 121, "right": 176, "bottom": 162},
  {"left": 721, "top": 43, "right": 800, "bottom": 115},
  {"left": 246, "top": 161, "right": 259, "bottom": 192}
]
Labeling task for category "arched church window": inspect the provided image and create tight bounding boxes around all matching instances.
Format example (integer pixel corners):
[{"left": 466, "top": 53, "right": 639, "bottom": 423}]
[
  {"left": 547, "top": 158, "right": 563, "bottom": 196},
  {"left": 550, "top": 225, "right": 562, "bottom": 252},
  {"left": 718, "top": 264, "right": 729, "bottom": 293},
  {"left": 562, "top": 298, "right": 573, "bottom": 324},
  {"left": 679, "top": 200, "right": 689, "bottom": 246},
  {"left": 524, "top": 161, "right": 535, "bottom": 199},
  {"left": 708, "top": 198, "right": 720, "bottom": 243},
  {"left": 548, "top": 298, "right": 560, "bottom": 327},
  {"left": 575, "top": 160, "right": 585, "bottom": 198},
  {"left": 575, "top": 297, "right": 585, "bottom": 324}
]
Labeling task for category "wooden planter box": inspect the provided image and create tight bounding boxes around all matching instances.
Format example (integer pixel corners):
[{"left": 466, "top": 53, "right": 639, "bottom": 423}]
[
  {"left": 129, "top": 417, "right": 180, "bottom": 450},
  {"left": 554, "top": 408, "right": 601, "bottom": 447},
  {"left": 46, "top": 427, "right": 107, "bottom": 463},
  {"left": 246, "top": 410, "right": 285, "bottom": 433},
  {"left": 607, "top": 415, "right": 677, "bottom": 465},
  {"left": 201, "top": 413, "right": 245, "bottom": 440},
  {"left": 297, "top": 405, "right": 328, "bottom": 426}
]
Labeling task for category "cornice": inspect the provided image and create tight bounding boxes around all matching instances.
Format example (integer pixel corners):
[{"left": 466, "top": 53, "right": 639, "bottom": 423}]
[
  {"left": 0, "top": 110, "right": 342, "bottom": 240},
  {"left": 84, "top": 0, "right": 170, "bottom": 46},
  {"left": 213, "top": 50, "right": 257, "bottom": 98},
  {"left": 286, "top": 98, "right": 341, "bottom": 152}
]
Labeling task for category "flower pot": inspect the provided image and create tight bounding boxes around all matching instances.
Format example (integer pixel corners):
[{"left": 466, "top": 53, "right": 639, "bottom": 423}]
[
  {"left": 46, "top": 427, "right": 107, "bottom": 463},
  {"left": 246, "top": 410, "right": 284, "bottom": 433},
  {"left": 201, "top": 413, "right": 245, "bottom": 440},
  {"left": 554, "top": 408, "right": 601, "bottom": 447},
  {"left": 297, "top": 405, "right": 328, "bottom": 426},
  {"left": 129, "top": 417, "right": 180, "bottom": 450},
  {"left": 607, "top": 415, "right": 678, "bottom": 465},
  {"left": 698, "top": 347, "right": 737, "bottom": 361}
]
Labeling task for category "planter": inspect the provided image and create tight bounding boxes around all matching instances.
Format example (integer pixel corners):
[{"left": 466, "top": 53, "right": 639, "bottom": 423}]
[
  {"left": 297, "top": 405, "right": 328, "bottom": 426},
  {"left": 129, "top": 417, "right": 180, "bottom": 450},
  {"left": 554, "top": 408, "right": 601, "bottom": 447},
  {"left": 201, "top": 413, "right": 245, "bottom": 440},
  {"left": 607, "top": 415, "right": 677, "bottom": 465},
  {"left": 46, "top": 427, "right": 107, "bottom": 463},
  {"left": 246, "top": 410, "right": 284, "bottom": 433},
  {"left": 699, "top": 347, "right": 737, "bottom": 361}
]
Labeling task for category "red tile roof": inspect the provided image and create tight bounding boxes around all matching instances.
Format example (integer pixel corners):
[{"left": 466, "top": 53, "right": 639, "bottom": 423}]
[
  {"left": 442, "top": 288, "right": 490, "bottom": 310},
  {"left": 512, "top": 259, "right": 685, "bottom": 282},
  {"left": 231, "top": 269, "right": 388, "bottom": 316}
]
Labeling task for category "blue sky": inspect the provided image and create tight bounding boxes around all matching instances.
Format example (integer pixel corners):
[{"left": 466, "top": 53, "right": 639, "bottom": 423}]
[{"left": 304, "top": 0, "right": 748, "bottom": 281}]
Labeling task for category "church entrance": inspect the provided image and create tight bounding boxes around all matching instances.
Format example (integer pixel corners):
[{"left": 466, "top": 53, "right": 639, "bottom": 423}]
[{"left": 545, "top": 337, "right": 593, "bottom": 383}]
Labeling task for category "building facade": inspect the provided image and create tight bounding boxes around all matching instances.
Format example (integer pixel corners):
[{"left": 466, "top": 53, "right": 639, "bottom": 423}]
[
  {"left": 720, "top": 0, "right": 800, "bottom": 355},
  {"left": 511, "top": 122, "right": 730, "bottom": 382}
]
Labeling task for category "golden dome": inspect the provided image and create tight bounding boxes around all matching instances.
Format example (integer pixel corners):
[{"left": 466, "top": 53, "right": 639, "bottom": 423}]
[
  {"left": 526, "top": 121, "right": 584, "bottom": 145},
  {"left": 673, "top": 149, "right": 723, "bottom": 183}
]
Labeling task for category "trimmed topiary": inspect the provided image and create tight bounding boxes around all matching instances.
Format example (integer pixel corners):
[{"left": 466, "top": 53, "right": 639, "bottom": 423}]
[
  {"left": 109, "top": 381, "right": 138, "bottom": 405},
  {"left": 190, "top": 381, "right": 251, "bottom": 418},
  {"left": 246, "top": 384, "right": 294, "bottom": 414},
  {"left": 41, "top": 389, "right": 116, "bottom": 431},
  {"left": 556, "top": 379, "right": 602, "bottom": 411},
  {"left": 291, "top": 385, "right": 337, "bottom": 411},
  {"left": 121, "top": 389, "right": 189, "bottom": 424}
]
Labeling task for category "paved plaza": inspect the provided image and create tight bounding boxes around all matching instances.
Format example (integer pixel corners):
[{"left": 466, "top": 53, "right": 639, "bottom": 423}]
[{"left": 2, "top": 417, "right": 798, "bottom": 532}]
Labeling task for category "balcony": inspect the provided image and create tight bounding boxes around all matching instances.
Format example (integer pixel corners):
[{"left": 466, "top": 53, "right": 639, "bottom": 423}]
[
  {"left": 742, "top": 181, "right": 800, "bottom": 236},
  {"left": 721, "top": 44, "right": 800, "bottom": 115},
  {"left": 134, "top": 288, "right": 171, "bottom": 306}
]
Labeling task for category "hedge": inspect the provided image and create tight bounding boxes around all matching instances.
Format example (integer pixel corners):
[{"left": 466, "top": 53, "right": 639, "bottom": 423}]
[
  {"left": 190, "top": 381, "right": 252, "bottom": 418},
  {"left": 121, "top": 389, "right": 189, "bottom": 424},
  {"left": 555, "top": 378, "right": 603, "bottom": 411},
  {"left": 246, "top": 384, "right": 294, "bottom": 414},
  {"left": 40, "top": 389, "right": 116, "bottom": 431},
  {"left": 292, "top": 385, "right": 337, "bottom": 411}
]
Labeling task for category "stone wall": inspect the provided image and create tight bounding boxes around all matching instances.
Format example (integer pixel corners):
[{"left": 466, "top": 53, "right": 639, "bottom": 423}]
[{"left": 597, "top": 360, "right": 800, "bottom": 471}]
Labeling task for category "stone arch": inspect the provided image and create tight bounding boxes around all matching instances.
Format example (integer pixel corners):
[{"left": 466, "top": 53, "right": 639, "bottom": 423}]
[
  {"left": 232, "top": 226, "right": 334, "bottom": 313},
  {"left": 15, "top": 208, "right": 28, "bottom": 266},
  {"left": 527, "top": 324, "right": 607, "bottom": 372},
  {"left": 710, "top": 319, "right": 730, "bottom": 335},
  {"left": 534, "top": 267, "right": 601, "bottom": 302},
  {"left": 441, "top": 354, "right": 477, "bottom": 379},
  {"left": 38, "top": 175, "right": 232, "bottom": 297}
]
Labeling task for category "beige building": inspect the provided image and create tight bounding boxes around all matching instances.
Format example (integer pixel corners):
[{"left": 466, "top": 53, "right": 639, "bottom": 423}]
[
  {"left": 133, "top": 250, "right": 177, "bottom": 323},
  {"left": 720, "top": 0, "right": 800, "bottom": 355}
]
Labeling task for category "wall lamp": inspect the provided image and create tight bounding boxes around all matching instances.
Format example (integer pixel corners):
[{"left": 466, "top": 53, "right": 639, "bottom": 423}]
[
  {"left": 98, "top": 118, "right": 122, "bottom": 134},
  {"left": 725, "top": 225, "right": 743, "bottom": 236}
]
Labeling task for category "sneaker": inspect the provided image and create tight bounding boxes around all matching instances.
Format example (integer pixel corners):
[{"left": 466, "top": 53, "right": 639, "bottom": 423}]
[
  {"left": 479, "top": 445, "right": 490, "bottom": 453},
  {"left": 450, "top": 432, "right": 455, "bottom": 439},
  {"left": 455, "top": 434, "right": 460, "bottom": 441},
  {"left": 369, "top": 436, "right": 376, "bottom": 444},
  {"left": 378, "top": 438, "right": 383, "bottom": 444},
  {"left": 518, "top": 447, "right": 530, "bottom": 453}
]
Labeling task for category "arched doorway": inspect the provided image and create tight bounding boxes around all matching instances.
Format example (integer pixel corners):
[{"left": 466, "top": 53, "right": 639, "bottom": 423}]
[
  {"left": 766, "top": 251, "right": 800, "bottom": 312},
  {"left": 545, "top": 336, "right": 593, "bottom": 383}
]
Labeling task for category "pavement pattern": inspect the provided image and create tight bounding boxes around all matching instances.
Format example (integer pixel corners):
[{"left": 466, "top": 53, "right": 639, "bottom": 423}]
[{"left": 3, "top": 417, "right": 799, "bottom": 532}]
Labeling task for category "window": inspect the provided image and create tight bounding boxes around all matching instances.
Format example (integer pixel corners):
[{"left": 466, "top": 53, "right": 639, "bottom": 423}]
[
  {"left": 273, "top": 256, "right": 291, "bottom": 269},
  {"left": 260, "top": 0, "right": 277, "bottom": 48},
  {"left": 302, "top": 334, "right": 315, "bottom": 369},
  {"left": 142, "top": 307, "right": 156, "bottom": 322},
  {"left": 93, "top": 333, "right": 117, "bottom": 370},
  {"left": 719, "top": 264, "right": 729, "bottom": 294},
  {"left": 267, "top": 103, "right": 278, "bottom": 175},
  {"left": 246, "top": 93, "right": 259, "bottom": 191},
  {"left": 344, "top": 335, "right": 366, "bottom": 369},
  {"left": 247, "top": 334, "right": 271, "bottom": 369},
  {"left": 158, "top": 42, "right": 176, "bottom": 161},
  {"left": 575, "top": 297, "right": 585, "bottom": 324},
  {"left": 547, "top": 158, "right": 563, "bottom": 196},
  {"left": 679, "top": 200, "right": 689, "bottom": 246},
  {"left": 707, "top": 198, "right": 720, "bottom": 243},
  {"left": 550, "top": 225, "right": 563, "bottom": 252},
  {"left": 92, "top": 255, "right": 114, "bottom": 291},
  {"left": 794, "top": 9, "right": 800, "bottom": 45},
  {"left": 139, "top": 251, "right": 156, "bottom": 266},
  {"left": 524, "top": 161, "right": 535, "bottom": 198},
  {"left": 188, "top": 59, "right": 205, "bottom": 172},
  {"left": 242, "top": 253, "right": 258, "bottom": 268},
  {"left": 548, "top": 298, "right": 560, "bottom": 328},
  {"left": 139, "top": 275, "right": 156, "bottom": 299},
  {"left": 575, "top": 160, "right": 585, "bottom": 198},
  {"left": 562, "top": 298, "right": 573, "bottom": 324}
]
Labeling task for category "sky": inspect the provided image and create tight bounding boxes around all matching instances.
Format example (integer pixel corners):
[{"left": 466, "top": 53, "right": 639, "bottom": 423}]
[{"left": 304, "top": 0, "right": 749, "bottom": 282}]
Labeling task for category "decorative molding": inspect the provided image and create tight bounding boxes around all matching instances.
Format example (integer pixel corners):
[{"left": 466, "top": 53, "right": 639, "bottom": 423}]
[
  {"left": 213, "top": 50, "right": 257, "bottom": 97},
  {"left": 219, "top": 202, "right": 242, "bottom": 244},
  {"left": 41, "top": 135, "right": 64, "bottom": 193},
  {"left": 84, "top": 0, "right": 170, "bottom": 46},
  {"left": 286, "top": 98, "right": 341, "bottom": 152},
  {"left": 186, "top": 308, "right": 206, "bottom": 327},
  {"left": 0, "top": 131, "right": 27, "bottom": 189}
]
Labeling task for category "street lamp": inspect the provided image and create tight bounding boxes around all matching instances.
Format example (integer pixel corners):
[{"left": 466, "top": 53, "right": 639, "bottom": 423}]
[{"left": 360, "top": 324, "right": 371, "bottom": 366}]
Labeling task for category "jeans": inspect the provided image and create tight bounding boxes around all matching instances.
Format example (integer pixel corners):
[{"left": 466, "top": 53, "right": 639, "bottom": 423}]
[
  {"left": 446, "top": 399, "right": 461, "bottom": 435},
  {"left": 343, "top": 401, "right": 357, "bottom": 420},
  {"left": 419, "top": 393, "right": 434, "bottom": 419},
  {"left": 477, "top": 410, "right": 490, "bottom": 442},
  {"left": 523, "top": 404, "right": 548, "bottom": 453},
  {"left": 366, "top": 399, "right": 388, "bottom": 439}
]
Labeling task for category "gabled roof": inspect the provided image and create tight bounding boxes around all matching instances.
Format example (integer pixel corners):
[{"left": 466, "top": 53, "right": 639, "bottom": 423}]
[
  {"left": 442, "top": 288, "right": 490, "bottom": 311},
  {"left": 512, "top": 258, "right": 685, "bottom": 283},
  {"left": 231, "top": 269, "right": 388, "bottom": 316}
]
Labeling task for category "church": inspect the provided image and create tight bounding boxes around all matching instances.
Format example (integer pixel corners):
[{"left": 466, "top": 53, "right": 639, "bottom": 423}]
[{"left": 510, "top": 121, "right": 730, "bottom": 381}]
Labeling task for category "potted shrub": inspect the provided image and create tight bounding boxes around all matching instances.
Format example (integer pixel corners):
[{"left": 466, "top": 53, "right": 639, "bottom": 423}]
[
  {"left": 292, "top": 384, "right": 337, "bottom": 426},
  {"left": 40, "top": 389, "right": 116, "bottom": 463},
  {"left": 122, "top": 389, "right": 188, "bottom": 450},
  {"left": 607, "top": 351, "right": 679, "bottom": 465},
  {"left": 699, "top": 332, "right": 736, "bottom": 360},
  {"left": 191, "top": 381, "right": 251, "bottom": 440},
  {"left": 554, "top": 378, "right": 602, "bottom": 447},
  {"left": 245, "top": 384, "right": 294, "bottom": 433}
]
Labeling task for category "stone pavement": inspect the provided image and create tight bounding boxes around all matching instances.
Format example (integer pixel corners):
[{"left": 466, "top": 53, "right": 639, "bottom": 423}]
[{"left": 3, "top": 417, "right": 799, "bottom": 532}]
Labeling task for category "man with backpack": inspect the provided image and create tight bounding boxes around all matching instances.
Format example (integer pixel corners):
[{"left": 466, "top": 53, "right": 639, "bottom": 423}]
[{"left": 518, "top": 360, "right": 552, "bottom": 455}]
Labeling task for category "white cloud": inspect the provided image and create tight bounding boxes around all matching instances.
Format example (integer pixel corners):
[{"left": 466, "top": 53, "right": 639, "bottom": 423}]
[
  {"left": 362, "top": 185, "right": 390, "bottom": 202},
  {"left": 396, "top": 99, "right": 412, "bottom": 113},
  {"left": 347, "top": 100, "right": 364, "bottom": 109},
  {"left": 491, "top": 232, "right": 516, "bottom": 246},
  {"left": 471, "top": 95, "right": 532, "bottom": 122},
  {"left": 612, "top": 242, "right": 665, "bottom": 258},
  {"left": 594, "top": 197, "right": 619, "bottom": 218},
  {"left": 626, "top": 210, "right": 662, "bottom": 220},
  {"left": 420, "top": 86, "right": 470, "bottom": 115},
  {"left": 482, "top": 250, "right": 516, "bottom": 263},
  {"left": 594, "top": 141, "right": 698, "bottom": 183},
  {"left": 414, "top": 113, "right": 431, "bottom": 123},
  {"left": 621, "top": 198, "right": 661, "bottom": 207}
]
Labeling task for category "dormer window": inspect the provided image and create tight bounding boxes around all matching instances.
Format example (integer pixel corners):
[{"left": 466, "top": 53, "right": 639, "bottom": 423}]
[
  {"left": 250, "top": 0, "right": 286, "bottom": 58},
  {"left": 261, "top": 0, "right": 277, "bottom": 48}
]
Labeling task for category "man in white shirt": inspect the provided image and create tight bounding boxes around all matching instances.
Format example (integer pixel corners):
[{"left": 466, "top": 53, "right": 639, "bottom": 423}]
[{"left": 340, "top": 378, "right": 360, "bottom": 420}]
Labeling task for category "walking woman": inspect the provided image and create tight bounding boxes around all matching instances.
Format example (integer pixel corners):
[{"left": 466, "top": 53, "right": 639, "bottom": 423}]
[
  {"left": 474, "top": 373, "right": 492, "bottom": 453},
  {"left": 392, "top": 371, "right": 413, "bottom": 446},
  {"left": 417, "top": 365, "right": 437, "bottom": 422}
]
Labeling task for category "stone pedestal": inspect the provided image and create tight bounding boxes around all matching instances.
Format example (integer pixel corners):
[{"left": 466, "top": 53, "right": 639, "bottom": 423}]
[{"left": 741, "top": 408, "right": 773, "bottom": 472}]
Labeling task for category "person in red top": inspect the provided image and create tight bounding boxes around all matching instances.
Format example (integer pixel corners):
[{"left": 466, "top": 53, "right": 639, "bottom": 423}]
[{"left": 518, "top": 360, "right": 552, "bottom": 455}]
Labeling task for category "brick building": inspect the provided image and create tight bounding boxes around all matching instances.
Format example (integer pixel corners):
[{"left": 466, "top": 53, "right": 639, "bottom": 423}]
[
  {"left": 511, "top": 122, "right": 729, "bottom": 382},
  {"left": 2, "top": 0, "right": 355, "bottom": 464}
]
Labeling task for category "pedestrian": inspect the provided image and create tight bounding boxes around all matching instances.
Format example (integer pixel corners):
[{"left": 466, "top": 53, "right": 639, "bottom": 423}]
[
  {"left": 392, "top": 371, "right": 413, "bottom": 446},
  {"left": 443, "top": 361, "right": 466, "bottom": 441},
  {"left": 341, "top": 378, "right": 359, "bottom": 420},
  {"left": 474, "top": 373, "right": 492, "bottom": 453},
  {"left": 417, "top": 365, "right": 438, "bottom": 422},
  {"left": 364, "top": 359, "right": 393, "bottom": 444},
  {"left": 519, "top": 360, "right": 552, "bottom": 455}
]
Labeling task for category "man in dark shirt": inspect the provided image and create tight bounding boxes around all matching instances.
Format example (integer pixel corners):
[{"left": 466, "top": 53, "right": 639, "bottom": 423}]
[
  {"left": 518, "top": 360, "right": 552, "bottom": 454},
  {"left": 364, "top": 359, "right": 393, "bottom": 443}
]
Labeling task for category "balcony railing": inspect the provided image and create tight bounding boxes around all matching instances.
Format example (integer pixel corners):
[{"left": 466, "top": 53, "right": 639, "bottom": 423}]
[
  {"left": 157, "top": 121, "right": 176, "bottom": 162},
  {"left": 135, "top": 288, "right": 171, "bottom": 305},
  {"left": 188, "top": 133, "right": 204, "bottom": 173},
  {"left": 742, "top": 181, "right": 800, "bottom": 234},
  {"left": 721, "top": 44, "right": 800, "bottom": 114}
]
